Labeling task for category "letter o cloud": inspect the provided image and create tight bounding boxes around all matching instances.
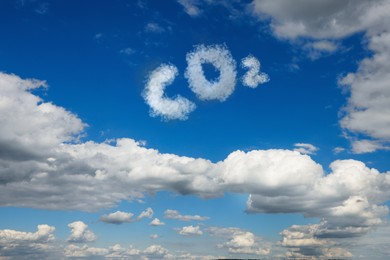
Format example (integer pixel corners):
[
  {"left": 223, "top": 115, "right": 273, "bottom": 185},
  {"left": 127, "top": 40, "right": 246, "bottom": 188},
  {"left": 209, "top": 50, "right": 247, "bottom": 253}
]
[
  {"left": 185, "top": 44, "right": 237, "bottom": 101},
  {"left": 143, "top": 64, "right": 196, "bottom": 120}
]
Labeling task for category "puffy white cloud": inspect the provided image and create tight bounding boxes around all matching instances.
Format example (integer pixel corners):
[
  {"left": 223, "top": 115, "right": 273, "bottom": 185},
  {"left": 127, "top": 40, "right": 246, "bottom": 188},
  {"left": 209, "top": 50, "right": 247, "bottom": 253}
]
[
  {"left": 293, "top": 143, "right": 319, "bottom": 155},
  {"left": 164, "top": 209, "right": 209, "bottom": 221},
  {"left": 207, "top": 227, "right": 271, "bottom": 256},
  {"left": 149, "top": 218, "right": 165, "bottom": 226},
  {"left": 64, "top": 244, "right": 108, "bottom": 258},
  {"left": 138, "top": 207, "right": 154, "bottom": 220},
  {"left": 0, "top": 72, "right": 84, "bottom": 164},
  {"left": 185, "top": 44, "right": 237, "bottom": 101},
  {"left": 0, "top": 225, "right": 56, "bottom": 257},
  {"left": 178, "top": 225, "right": 203, "bottom": 236},
  {"left": 67, "top": 221, "right": 96, "bottom": 243},
  {"left": 143, "top": 64, "right": 196, "bottom": 120},
  {"left": 100, "top": 211, "right": 135, "bottom": 224},
  {"left": 177, "top": 0, "right": 201, "bottom": 17},
  {"left": 241, "top": 55, "right": 269, "bottom": 88},
  {"left": 143, "top": 244, "right": 169, "bottom": 257}
]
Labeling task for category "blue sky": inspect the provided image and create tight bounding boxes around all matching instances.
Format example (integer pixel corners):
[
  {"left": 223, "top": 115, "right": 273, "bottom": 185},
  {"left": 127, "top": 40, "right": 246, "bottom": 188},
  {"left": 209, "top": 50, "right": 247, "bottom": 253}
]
[{"left": 1, "top": 0, "right": 390, "bottom": 259}]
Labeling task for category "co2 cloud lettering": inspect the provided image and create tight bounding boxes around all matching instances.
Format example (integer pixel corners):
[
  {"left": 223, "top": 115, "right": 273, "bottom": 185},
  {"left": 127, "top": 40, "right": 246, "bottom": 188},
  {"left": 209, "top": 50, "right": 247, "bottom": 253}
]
[{"left": 143, "top": 44, "right": 269, "bottom": 120}]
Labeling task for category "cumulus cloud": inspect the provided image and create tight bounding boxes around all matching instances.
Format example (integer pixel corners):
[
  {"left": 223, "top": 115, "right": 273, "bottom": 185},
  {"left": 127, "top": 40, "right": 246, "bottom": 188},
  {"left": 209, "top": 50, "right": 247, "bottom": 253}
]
[
  {"left": 185, "top": 44, "right": 237, "bottom": 101},
  {"left": 0, "top": 224, "right": 57, "bottom": 258},
  {"left": 164, "top": 209, "right": 209, "bottom": 221},
  {"left": 241, "top": 55, "right": 269, "bottom": 88},
  {"left": 1, "top": 72, "right": 390, "bottom": 256},
  {"left": 100, "top": 211, "right": 135, "bottom": 224},
  {"left": 67, "top": 221, "right": 96, "bottom": 243},
  {"left": 177, "top": 0, "right": 201, "bottom": 17},
  {"left": 150, "top": 218, "right": 165, "bottom": 226},
  {"left": 178, "top": 225, "right": 203, "bottom": 236},
  {"left": 143, "top": 64, "right": 196, "bottom": 120},
  {"left": 293, "top": 143, "right": 319, "bottom": 155},
  {"left": 207, "top": 227, "right": 271, "bottom": 256},
  {"left": 138, "top": 207, "right": 154, "bottom": 220},
  {"left": 249, "top": 0, "right": 390, "bottom": 152},
  {"left": 99, "top": 208, "right": 153, "bottom": 224},
  {"left": 280, "top": 223, "right": 353, "bottom": 258}
]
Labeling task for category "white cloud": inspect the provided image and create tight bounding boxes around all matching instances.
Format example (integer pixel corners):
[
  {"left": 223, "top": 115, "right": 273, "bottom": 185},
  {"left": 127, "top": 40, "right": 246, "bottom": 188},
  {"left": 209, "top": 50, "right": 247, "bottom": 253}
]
[
  {"left": 333, "top": 147, "right": 345, "bottom": 154},
  {"left": 150, "top": 234, "right": 159, "bottom": 239},
  {"left": 67, "top": 221, "right": 96, "bottom": 243},
  {"left": 150, "top": 218, "right": 165, "bottom": 226},
  {"left": 293, "top": 143, "right": 319, "bottom": 155},
  {"left": 304, "top": 40, "right": 339, "bottom": 59},
  {"left": 185, "top": 44, "right": 237, "bottom": 101},
  {"left": 100, "top": 211, "right": 135, "bottom": 224},
  {"left": 164, "top": 209, "right": 209, "bottom": 221},
  {"left": 241, "top": 55, "right": 269, "bottom": 88},
  {"left": 1, "top": 71, "right": 390, "bottom": 255},
  {"left": 177, "top": 0, "right": 201, "bottom": 17},
  {"left": 138, "top": 207, "right": 154, "bottom": 220},
  {"left": 64, "top": 244, "right": 109, "bottom": 258},
  {"left": 351, "top": 139, "right": 389, "bottom": 154},
  {"left": 143, "top": 244, "right": 169, "bottom": 257},
  {"left": 120, "top": 47, "right": 135, "bottom": 56},
  {"left": 0, "top": 225, "right": 56, "bottom": 258},
  {"left": 249, "top": 0, "right": 390, "bottom": 152},
  {"left": 143, "top": 64, "right": 196, "bottom": 120},
  {"left": 100, "top": 208, "right": 153, "bottom": 224},
  {"left": 208, "top": 227, "right": 271, "bottom": 256},
  {"left": 178, "top": 225, "right": 203, "bottom": 236},
  {"left": 145, "top": 22, "right": 165, "bottom": 33}
]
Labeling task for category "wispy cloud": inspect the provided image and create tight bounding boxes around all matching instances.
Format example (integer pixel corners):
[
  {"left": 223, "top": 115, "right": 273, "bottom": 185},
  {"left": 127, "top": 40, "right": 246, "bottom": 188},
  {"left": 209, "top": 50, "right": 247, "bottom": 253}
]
[
  {"left": 177, "top": 0, "right": 202, "bottom": 17},
  {"left": 293, "top": 143, "right": 319, "bottom": 155},
  {"left": 164, "top": 209, "right": 209, "bottom": 221}
]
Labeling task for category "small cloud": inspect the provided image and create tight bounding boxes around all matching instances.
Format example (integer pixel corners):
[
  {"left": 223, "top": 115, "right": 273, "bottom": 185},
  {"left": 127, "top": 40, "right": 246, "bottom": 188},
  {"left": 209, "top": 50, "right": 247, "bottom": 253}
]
[
  {"left": 67, "top": 221, "right": 96, "bottom": 243},
  {"left": 304, "top": 40, "right": 339, "bottom": 60},
  {"left": 120, "top": 47, "right": 135, "bottom": 56},
  {"left": 145, "top": 22, "right": 165, "bottom": 33},
  {"left": 137, "top": 207, "right": 154, "bottom": 220},
  {"left": 100, "top": 211, "right": 134, "bottom": 224},
  {"left": 164, "top": 209, "right": 209, "bottom": 221},
  {"left": 178, "top": 225, "right": 203, "bottom": 236},
  {"left": 333, "top": 147, "right": 345, "bottom": 154},
  {"left": 150, "top": 218, "right": 165, "bottom": 226},
  {"left": 94, "top": 33, "right": 103, "bottom": 40},
  {"left": 100, "top": 208, "right": 153, "bottom": 224},
  {"left": 177, "top": 0, "right": 201, "bottom": 17},
  {"left": 35, "top": 2, "right": 49, "bottom": 14},
  {"left": 294, "top": 143, "right": 319, "bottom": 155},
  {"left": 150, "top": 234, "right": 159, "bottom": 239}
]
